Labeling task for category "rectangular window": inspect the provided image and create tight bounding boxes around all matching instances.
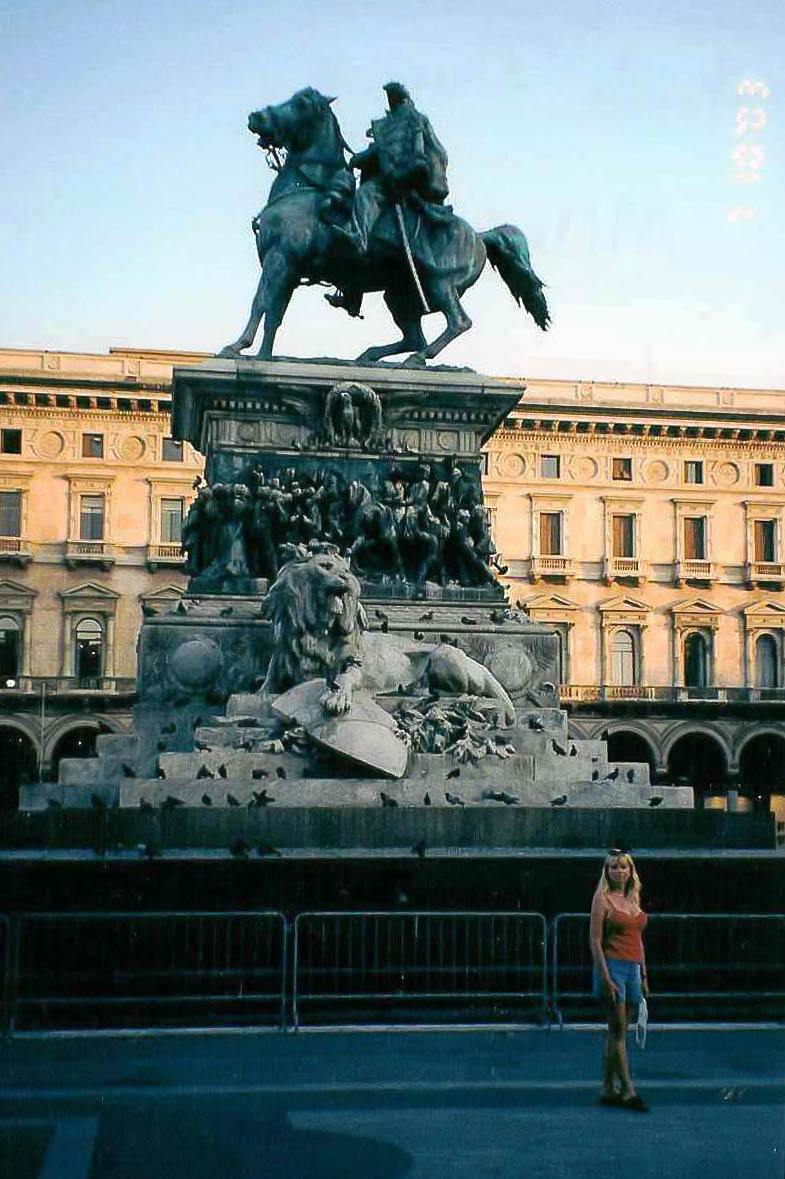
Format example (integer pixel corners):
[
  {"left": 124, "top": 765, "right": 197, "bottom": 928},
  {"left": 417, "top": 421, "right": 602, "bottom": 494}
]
[
  {"left": 539, "top": 512, "right": 562, "bottom": 555},
  {"left": 684, "top": 516, "right": 706, "bottom": 560},
  {"left": 160, "top": 498, "right": 184, "bottom": 544},
  {"left": 81, "top": 433, "right": 104, "bottom": 459},
  {"left": 0, "top": 428, "right": 22, "bottom": 454},
  {"left": 612, "top": 457, "right": 632, "bottom": 481},
  {"left": 612, "top": 514, "right": 635, "bottom": 558},
  {"left": 162, "top": 437, "right": 184, "bottom": 462},
  {"left": 79, "top": 494, "right": 105, "bottom": 541},
  {"left": 754, "top": 519, "right": 776, "bottom": 563},
  {"left": 540, "top": 454, "right": 560, "bottom": 479},
  {"left": 684, "top": 460, "right": 703, "bottom": 485},
  {"left": 0, "top": 490, "right": 21, "bottom": 537},
  {"left": 755, "top": 463, "right": 774, "bottom": 487}
]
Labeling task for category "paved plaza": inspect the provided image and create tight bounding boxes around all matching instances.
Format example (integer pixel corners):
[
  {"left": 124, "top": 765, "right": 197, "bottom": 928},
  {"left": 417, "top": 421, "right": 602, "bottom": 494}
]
[{"left": 0, "top": 1026, "right": 782, "bottom": 1178}]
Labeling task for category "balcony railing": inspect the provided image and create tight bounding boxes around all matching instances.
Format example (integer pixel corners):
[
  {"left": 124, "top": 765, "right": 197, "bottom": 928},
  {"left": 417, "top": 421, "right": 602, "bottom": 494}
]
[
  {"left": 530, "top": 554, "right": 573, "bottom": 581},
  {"left": 745, "top": 560, "right": 785, "bottom": 586},
  {"left": 146, "top": 543, "right": 185, "bottom": 571},
  {"left": 0, "top": 675, "right": 135, "bottom": 695},
  {"left": 0, "top": 534, "right": 32, "bottom": 567},
  {"left": 64, "top": 539, "right": 115, "bottom": 570},
  {"left": 603, "top": 555, "right": 645, "bottom": 583},
  {"left": 675, "top": 558, "right": 716, "bottom": 585},
  {"left": 560, "top": 684, "right": 785, "bottom": 703}
]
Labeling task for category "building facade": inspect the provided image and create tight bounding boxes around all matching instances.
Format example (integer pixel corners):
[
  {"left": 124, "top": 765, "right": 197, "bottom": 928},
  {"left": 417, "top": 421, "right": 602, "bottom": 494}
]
[
  {"left": 1, "top": 348, "right": 784, "bottom": 812},
  {"left": 485, "top": 377, "right": 785, "bottom": 812}
]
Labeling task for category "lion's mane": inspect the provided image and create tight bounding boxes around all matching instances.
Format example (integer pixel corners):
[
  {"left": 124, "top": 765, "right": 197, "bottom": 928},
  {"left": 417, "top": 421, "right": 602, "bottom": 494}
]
[{"left": 261, "top": 547, "right": 366, "bottom": 696}]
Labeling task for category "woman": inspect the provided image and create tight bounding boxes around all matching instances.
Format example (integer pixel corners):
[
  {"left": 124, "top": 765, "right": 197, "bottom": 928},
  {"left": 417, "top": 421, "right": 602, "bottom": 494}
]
[{"left": 589, "top": 850, "right": 650, "bottom": 1111}]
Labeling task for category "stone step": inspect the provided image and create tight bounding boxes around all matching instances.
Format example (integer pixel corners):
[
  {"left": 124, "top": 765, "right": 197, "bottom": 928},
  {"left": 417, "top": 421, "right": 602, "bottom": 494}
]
[
  {"left": 225, "top": 693, "right": 269, "bottom": 721},
  {"left": 95, "top": 733, "right": 139, "bottom": 760},
  {"left": 157, "top": 749, "right": 306, "bottom": 781},
  {"left": 193, "top": 726, "right": 275, "bottom": 750}
]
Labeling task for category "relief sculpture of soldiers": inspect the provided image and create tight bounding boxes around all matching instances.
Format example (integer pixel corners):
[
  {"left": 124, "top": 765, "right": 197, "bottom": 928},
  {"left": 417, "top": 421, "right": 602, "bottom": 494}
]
[{"left": 219, "top": 83, "right": 550, "bottom": 365}]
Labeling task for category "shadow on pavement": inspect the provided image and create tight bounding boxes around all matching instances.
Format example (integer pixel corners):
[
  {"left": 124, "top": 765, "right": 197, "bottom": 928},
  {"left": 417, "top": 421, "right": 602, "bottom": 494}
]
[{"left": 90, "top": 1104, "right": 413, "bottom": 1179}]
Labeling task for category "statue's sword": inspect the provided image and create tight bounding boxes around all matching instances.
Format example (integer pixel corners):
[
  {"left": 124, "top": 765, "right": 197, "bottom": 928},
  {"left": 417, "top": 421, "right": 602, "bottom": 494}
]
[{"left": 393, "top": 203, "right": 430, "bottom": 315}]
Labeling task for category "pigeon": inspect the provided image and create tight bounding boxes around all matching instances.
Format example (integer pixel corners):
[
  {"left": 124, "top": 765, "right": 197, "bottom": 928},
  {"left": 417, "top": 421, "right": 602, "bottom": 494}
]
[
  {"left": 162, "top": 794, "right": 185, "bottom": 810},
  {"left": 239, "top": 740, "right": 253, "bottom": 752},
  {"left": 552, "top": 740, "right": 568, "bottom": 757},
  {"left": 413, "top": 631, "right": 425, "bottom": 641},
  {"left": 217, "top": 764, "right": 228, "bottom": 779},
  {"left": 374, "top": 608, "right": 389, "bottom": 624},
  {"left": 423, "top": 792, "right": 432, "bottom": 805},
  {"left": 411, "top": 838, "right": 426, "bottom": 859},
  {"left": 196, "top": 765, "right": 214, "bottom": 780},
  {"left": 175, "top": 599, "right": 189, "bottom": 615},
  {"left": 155, "top": 765, "right": 166, "bottom": 780},
  {"left": 139, "top": 798, "right": 155, "bottom": 812},
  {"left": 251, "top": 789, "right": 275, "bottom": 807},
  {"left": 489, "top": 609, "right": 508, "bottom": 624},
  {"left": 648, "top": 796, "right": 664, "bottom": 808},
  {"left": 380, "top": 792, "right": 399, "bottom": 808},
  {"left": 252, "top": 768, "right": 269, "bottom": 780},
  {"left": 195, "top": 740, "right": 210, "bottom": 752},
  {"left": 550, "top": 794, "right": 568, "bottom": 807},
  {"left": 121, "top": 762, "right": 136, "bottom": 778},
  {"left": 419, "top": 610, "right": 434, "bottom": 621},
  {"left": 483, "top": 789, "right": 519, "bottom": 805},
  {"left": 46, "top": 798, "right": 62, "bottom": 809},
  {"left": 606, "top": 767, "right": 620, "bottom": 781},
  {"left": 276, "top": 766, "right": 287, "bottom": 780},
  {"left": 161, "top": 722, "right": 176, "bottom": 735},
  {"left": 570, "top": 745, "right": 578, "bottom": 756},
  {"left": 460, "top": 615, "right": 477, "bottom": 626},
  {"left": 528, "top": 717, "right": 545, "bottom": 732},
  {"left": 90, "top": 793, "right": 107, "bottom": 810},
  {"left": 257, "top": 843, "right": 282, "bottom": 858},
  {"left": 156, "top": 740, "right": 167, "bottom": 753},
  {"left": 226, "top": 794, "right": 241, "bottom": 807},
  {"left": 591, "top": 770, "right": 600, "bottom": 781},
  {"left": 192, "top": 716, "right": 203, "bottom": 730},
  {"left": 201, "top": 794, "right": 213, "bottom": 806},
  {"left": 446, "top": 767, "right": 461, "bottom": 779},
  {"left": 141, "top": 602, "right": 158, "bottom": 617},
  {"left": 627, "top": 769, "right": 636, "bottom": 783},
  {"left": 230, "top": 838, "right": 250, "bottom": 859},
  {"left": 219, "top": 606, "right": 234, "bottom": 617},
  {"left": 445, "top": 791, "right": 464, "bottom": 806}
]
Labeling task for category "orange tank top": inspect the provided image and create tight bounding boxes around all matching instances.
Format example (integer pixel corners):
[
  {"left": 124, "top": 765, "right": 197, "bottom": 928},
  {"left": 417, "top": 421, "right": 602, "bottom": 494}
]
[{"left": 603, "top": 898, "right": 648, "bottom": 963}]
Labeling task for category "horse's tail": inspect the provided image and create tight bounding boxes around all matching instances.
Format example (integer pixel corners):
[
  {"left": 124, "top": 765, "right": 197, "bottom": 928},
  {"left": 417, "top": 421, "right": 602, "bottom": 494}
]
[{"left": 481, "top": 224, "right": 550, "bottom": 330}]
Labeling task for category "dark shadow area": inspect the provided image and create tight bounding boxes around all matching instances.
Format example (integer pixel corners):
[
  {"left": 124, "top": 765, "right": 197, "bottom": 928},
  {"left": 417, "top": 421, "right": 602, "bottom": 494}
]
[
  {"left": 0, "top": 725, "right": 37, "bottom": 809},
  {"left": 667, "top": 732, "right": 727, "bottom": 806},
  {"left": 90, "top": 1105, "right": 413, "bottom": 1179}
]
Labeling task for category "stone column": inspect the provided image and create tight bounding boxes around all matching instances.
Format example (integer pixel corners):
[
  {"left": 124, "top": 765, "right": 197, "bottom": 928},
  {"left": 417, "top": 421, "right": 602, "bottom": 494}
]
[
  {"left": 61, "top": 615, "right": 74, "bottom": 677},
  {"left": 21, "top": 615, "right": 33, "bottom": 677},
  {"left": 105, "top": 615, "right": 116, "bottom": 678}
]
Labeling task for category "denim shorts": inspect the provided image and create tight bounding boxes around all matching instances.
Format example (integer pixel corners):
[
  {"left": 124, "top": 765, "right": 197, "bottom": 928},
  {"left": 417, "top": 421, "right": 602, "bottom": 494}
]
[{"left": 593, "top": 958, "right": 642, "bottom": 1007}]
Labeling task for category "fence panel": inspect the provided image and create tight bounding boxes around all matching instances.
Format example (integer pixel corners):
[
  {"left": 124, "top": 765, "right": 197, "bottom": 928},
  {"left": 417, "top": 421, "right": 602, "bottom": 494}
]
[
  {"left": 12, "top": 911, "right": 288, "bottom": 1033},
  {"left": 551, "top": 912, "right": 785, "bottom": 1021},
  {"left": 0, "top": 915, "right": 9, "bottom": 1036},
  {"left": 293, "top": 910, "right": 547, "bottom": 1027}
]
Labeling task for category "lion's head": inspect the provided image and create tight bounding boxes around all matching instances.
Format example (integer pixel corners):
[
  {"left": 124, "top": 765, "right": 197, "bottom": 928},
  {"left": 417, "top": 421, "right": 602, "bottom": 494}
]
[{"left": 262, "top": 545, "right": 366, "bottom": 695}]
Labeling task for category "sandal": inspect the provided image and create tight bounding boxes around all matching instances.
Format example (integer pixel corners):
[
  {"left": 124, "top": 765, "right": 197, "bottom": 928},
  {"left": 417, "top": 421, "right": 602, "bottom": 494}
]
[{"left": 621, "top": 1094, "right": 649, "bottom": 1112}]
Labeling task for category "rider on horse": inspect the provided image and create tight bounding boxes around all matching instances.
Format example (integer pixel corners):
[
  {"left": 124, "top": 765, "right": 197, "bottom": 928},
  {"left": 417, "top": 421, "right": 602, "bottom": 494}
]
[{"left": 324, "top": 82, "right": 451, "bottom": 316}]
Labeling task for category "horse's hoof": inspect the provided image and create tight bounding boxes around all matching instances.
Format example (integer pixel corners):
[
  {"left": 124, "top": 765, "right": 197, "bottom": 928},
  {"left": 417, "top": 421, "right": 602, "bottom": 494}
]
[
  {"left": 355, "top": 349, "right": 379, "bottom": 364},
  {"left": 402, "top": 353, "right": 427, "bottom": 369},
  {"left": 217, "top": 345, "right": 242, "bottom": 359}
]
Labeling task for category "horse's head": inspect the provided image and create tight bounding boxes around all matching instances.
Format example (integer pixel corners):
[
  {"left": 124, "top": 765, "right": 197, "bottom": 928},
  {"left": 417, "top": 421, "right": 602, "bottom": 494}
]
[{"left": 248, "top": 87, "right": 337, "bottom": 153}]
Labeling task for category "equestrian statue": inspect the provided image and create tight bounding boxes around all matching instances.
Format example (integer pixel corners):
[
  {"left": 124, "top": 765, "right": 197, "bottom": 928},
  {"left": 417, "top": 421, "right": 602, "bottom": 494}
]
[{"left": 219, "top": 83, "right": 550, "bottom": 367}]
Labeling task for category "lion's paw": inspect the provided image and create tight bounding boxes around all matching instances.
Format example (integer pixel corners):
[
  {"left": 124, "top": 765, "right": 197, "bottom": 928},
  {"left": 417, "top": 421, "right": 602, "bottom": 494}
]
[{"left": 320, "top": 686, "right": 352, "bottom": 716}]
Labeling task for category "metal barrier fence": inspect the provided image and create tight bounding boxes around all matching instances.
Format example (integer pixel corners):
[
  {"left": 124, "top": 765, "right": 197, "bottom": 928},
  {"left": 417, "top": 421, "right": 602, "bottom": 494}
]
[
  {"left": 292, "top": 911, "right": 548, "bottom": 1027},
  {"left": 0, "top": 915, "right": 9, "bottom": 1036},
  {"left": 551, "top": 912, "right": 785, "bottom": 1021},
  {"left": 9, "top": 911, "right": 288, "bottom": 1033}
]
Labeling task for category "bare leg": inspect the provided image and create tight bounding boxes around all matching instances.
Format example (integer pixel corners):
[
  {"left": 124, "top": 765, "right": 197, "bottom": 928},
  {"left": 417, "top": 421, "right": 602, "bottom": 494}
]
[
  {"left": 605, "top": 1001, "right": 636, "bottom": 1098},
  {"left": 356, "top": 288, "right": 426, "bottom": 364}
]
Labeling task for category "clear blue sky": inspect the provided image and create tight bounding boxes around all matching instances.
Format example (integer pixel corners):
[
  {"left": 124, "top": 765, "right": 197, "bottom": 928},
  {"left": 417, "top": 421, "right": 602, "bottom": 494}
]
[{"left": 1, "top": 0, "right": 783, "bottom": 387}]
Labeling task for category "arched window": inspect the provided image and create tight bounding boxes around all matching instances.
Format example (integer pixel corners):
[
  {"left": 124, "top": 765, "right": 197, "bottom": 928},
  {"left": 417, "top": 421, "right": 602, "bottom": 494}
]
[
  {"left": 684, "top": 631, "right": 708, "bottom": 688},
  {"left": 755, "top": 634, "right": 779, "bottom": 688},
  {"left": 0, "top": 616, "right": 20, "bottom": 683},
  {"left": 74, "top": 618, "right": 103, "bottom": 687},
  {"left": 611, "top": 629, "right": 636, "bottom": 686}
]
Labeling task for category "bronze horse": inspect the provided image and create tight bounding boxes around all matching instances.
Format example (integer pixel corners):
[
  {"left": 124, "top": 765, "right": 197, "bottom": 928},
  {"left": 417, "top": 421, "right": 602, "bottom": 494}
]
[{"left": 219, "top": 87, "right": 550, "bottom": 366}]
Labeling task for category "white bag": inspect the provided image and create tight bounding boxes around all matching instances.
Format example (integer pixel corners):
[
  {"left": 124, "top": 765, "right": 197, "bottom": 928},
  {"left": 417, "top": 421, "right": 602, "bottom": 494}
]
[{"left": 635, "top": 996, "right": 648, "bottom": 1049}]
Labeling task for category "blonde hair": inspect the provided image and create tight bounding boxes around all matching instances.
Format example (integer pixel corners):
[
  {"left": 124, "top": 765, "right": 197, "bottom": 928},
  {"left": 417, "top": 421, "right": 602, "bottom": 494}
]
[{"left": 594, "top": 851, "right": 642, "bottom": 907}]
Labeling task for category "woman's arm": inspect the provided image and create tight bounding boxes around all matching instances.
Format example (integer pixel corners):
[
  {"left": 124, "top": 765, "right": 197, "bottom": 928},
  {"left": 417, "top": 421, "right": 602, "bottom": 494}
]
[
  {"left": 640, "top": 941, "right": 650, "bottom": 998},
  {"left": 589, "top": 895, "right": 619, "bottom": 1001}
]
